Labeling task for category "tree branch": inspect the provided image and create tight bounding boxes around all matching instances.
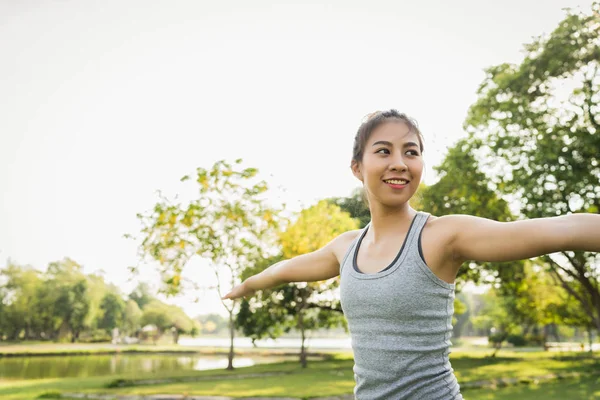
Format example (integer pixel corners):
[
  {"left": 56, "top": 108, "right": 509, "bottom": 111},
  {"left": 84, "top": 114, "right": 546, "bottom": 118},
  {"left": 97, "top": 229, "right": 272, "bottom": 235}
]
[
  {"left": 584, "top": 75, "right": 600, "bottom": 133},
  {"left": 548, "top": 268, "right": 594, "bottom": 319}
]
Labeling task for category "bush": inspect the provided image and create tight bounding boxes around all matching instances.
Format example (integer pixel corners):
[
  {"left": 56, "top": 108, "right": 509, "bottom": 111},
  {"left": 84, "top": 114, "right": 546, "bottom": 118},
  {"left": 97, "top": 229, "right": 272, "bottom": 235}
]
[
  {"left": 78, "top": 329, "right": 112, "bottom": 343},
  {"left": 105, "top": 378, "right": 135, "bottom": 388},
  {"left": 488, "top": 333, "right": 506, "bottom": 345},
  {"left": 525, "top": 334, "right": 545, "bottom": 346},
  {"left": 507, "top": 334, "right": 527, "bottom": 347},
  {"left": 37, "top": 392, "right": 62, "bottom": 399}
]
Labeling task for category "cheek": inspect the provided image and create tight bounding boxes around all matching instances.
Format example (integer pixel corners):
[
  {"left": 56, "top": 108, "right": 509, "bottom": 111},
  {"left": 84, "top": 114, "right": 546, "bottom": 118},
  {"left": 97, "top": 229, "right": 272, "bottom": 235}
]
[{"left": 409, "top": 159, "right": 424, "bottom": 176}]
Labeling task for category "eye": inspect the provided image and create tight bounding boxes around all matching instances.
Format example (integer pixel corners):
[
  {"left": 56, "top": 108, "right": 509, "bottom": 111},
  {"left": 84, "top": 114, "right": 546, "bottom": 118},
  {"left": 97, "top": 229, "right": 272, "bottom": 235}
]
[
  {"left": 406, "top": 150, "right": 420, "bottom": 156},
  {"left": 375, "top": 148, "right": 390, "bottom": 155}
]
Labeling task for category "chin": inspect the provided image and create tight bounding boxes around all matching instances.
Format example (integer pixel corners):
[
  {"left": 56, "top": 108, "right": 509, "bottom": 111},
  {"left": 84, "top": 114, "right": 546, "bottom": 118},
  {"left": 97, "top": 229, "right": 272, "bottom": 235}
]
[{"left": 377, "top": 194, "right": 412, "bottom": 209}]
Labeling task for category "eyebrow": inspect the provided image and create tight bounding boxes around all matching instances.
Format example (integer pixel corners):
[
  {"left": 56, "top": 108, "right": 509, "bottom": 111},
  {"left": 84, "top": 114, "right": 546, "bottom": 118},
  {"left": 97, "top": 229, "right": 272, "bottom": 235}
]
[{"left": 372, "top": 140, "right": 420, "bottom": 148}]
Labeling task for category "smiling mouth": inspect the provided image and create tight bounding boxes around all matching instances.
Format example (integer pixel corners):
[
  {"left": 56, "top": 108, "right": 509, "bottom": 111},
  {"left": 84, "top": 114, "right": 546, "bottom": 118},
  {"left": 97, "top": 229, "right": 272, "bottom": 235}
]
[{"left": 383, "top": 179, "right": 409, "bottom": 185}]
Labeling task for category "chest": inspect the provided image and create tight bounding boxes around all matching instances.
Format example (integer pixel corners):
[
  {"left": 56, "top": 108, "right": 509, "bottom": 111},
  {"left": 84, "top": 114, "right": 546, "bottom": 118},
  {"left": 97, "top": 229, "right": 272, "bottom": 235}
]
[
  {"left": 354, "top": 238, "right": 406, "bottom": 274},
  {"left": 340, "top": 260, "right": 453, "bottom": 324}
]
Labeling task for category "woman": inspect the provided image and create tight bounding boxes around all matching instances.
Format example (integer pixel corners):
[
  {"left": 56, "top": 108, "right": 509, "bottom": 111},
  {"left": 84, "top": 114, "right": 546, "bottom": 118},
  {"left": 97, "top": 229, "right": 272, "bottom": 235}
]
[{"left": 223, "top": 109, "right": 600, "bottom": 399}]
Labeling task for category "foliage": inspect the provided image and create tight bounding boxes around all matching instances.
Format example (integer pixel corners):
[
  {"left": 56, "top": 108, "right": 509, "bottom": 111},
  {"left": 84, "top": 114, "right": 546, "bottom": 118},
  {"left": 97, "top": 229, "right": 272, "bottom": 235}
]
[
  {"left": 128, "top": 282, "right": 155, "bottom": 310},
  {"left": 464, "top": 3, "right": 600, "bottom": 332},
  {"left": 237, "top": 200, "right": 358, "bottom": 367},
  {"left": 133, "top": 159, "right": 281, "bottom": 369},
  {"left": 122, "top": 300, "right": 143, "bottom": 336},
  {"left": 0, "top": 260, "right": 194, "bottom": 343},
  {"left": 98, "top": 292, "right": 126, "bottom": 333}
]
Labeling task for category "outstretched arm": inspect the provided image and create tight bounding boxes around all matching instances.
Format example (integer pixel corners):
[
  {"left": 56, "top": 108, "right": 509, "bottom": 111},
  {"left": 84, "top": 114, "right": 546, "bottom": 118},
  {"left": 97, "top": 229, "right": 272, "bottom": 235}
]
[
  {"left": 443, "top": 213, "right": 600, "bottom": 264},
  {"left": 222, "top": 230, "right": 359, "bottom": 300}
]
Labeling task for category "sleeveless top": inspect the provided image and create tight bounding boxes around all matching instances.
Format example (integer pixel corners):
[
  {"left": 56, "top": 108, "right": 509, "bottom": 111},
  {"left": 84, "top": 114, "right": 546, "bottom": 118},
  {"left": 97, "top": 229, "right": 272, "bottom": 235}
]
[{"left": 339, "top": 212, "right": 463, "bottom": 399}]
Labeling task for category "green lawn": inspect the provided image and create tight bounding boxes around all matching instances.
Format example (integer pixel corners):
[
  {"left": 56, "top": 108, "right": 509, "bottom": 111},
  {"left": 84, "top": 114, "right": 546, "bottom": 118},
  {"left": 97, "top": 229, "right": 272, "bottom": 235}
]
[
  {"left": 467, "top": 376, "right": 600, "bottom": 400},
  {"left": 2, "top": 351, "right": 599, "bottom": 399}
]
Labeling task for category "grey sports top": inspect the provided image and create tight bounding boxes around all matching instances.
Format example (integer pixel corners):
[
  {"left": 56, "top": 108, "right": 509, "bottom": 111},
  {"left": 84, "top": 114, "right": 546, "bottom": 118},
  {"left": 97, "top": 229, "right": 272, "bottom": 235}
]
[{"left": 339, "top": 212, "right": 462, "bottom": 399}]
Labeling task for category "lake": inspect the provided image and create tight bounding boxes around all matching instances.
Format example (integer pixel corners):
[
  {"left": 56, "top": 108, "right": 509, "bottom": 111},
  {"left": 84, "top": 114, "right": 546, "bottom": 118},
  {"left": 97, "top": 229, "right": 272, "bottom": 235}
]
[
  {"left": 178, "top": 336, "right": 353, "bottom": 349},
  {"left": 0, "top": 353, "right": 292, "bottom": 380}
]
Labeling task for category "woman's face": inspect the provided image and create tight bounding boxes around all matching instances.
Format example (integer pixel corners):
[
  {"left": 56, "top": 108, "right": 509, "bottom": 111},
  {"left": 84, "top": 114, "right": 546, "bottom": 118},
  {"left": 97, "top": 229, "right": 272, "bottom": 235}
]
[{"left": 352, "top": 121, "right": 424, "bottom": 208}]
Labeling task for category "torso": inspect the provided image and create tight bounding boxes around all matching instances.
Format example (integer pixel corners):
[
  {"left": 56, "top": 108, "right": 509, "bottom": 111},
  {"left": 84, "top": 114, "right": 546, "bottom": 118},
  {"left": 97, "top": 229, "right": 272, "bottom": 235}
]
[
  {"left": 338, "top": 211, "right": 463, "bottom": 399},
  {"left": 333, "top": 213, "right": 461, "bottom": 283}
]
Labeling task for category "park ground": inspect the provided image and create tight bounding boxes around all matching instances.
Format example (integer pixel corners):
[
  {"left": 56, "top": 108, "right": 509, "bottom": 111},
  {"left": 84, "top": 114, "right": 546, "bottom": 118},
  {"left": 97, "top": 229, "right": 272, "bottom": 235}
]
[{"left": 1, "top": 343, "right": 600, "bottom": 399}]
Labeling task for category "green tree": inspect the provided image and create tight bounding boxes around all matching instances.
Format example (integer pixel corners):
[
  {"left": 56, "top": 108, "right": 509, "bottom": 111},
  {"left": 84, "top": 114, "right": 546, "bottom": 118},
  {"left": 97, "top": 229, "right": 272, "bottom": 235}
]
[
  {"left": 133, "top": 159, "right": 281, "bottom": 369},
  {"left": 167, "top": 306, "right": 195, "bottom": 344},
  {"left": 98, "top": 292, "right": 126, "bottom": 334},
  {"left": 239, "top": 200, "right": 357, "bottom": 367},
  {"left": 472, "top": 288, "right": 521, "bottom": 357},
  {"left": 140, "top": 301, "right": 173, "bottom": 343},
  {"left": 419, "top": 138, "right": 521, "bottom": 285},
  {"left": 0, "top": 262, "right": 43, "bottom": 340},
  {"left": 54, "top": 279, "right": 90, "bottom": 342},
  {"left": 464, "top": 3, "right": 600, "bottom": 332},
  {"left": 328, "top": 188, "right": 371, "bottom": 228},
  {"left": 129, "top": 282, "right": 155, "bottom": 310},
  {"left": 123, "top": 300, "right": 142, "bottom": 336}
]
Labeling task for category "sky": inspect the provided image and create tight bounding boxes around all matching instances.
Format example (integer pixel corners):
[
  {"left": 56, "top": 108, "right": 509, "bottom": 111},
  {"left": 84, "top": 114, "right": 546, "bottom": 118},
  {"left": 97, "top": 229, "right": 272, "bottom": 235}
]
[{"left": 0, "top": 0, "right": 595, "bottom": 316}]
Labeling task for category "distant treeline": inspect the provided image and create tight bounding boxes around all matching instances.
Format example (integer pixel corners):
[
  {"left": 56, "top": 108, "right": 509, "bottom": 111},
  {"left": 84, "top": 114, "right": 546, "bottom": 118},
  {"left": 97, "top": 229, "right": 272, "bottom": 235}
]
[{"left": 0, "top": 258, "right": 203, "bottom": 343}]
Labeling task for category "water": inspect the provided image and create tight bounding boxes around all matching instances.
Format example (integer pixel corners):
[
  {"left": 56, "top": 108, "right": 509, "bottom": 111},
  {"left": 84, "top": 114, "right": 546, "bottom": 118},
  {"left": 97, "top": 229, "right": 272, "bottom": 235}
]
[
  {"left": 0, "top": 353, "right": 290, "bottom": 380},
  {"left": 179, "top": 336, "right": 353, "bottom": 349}
]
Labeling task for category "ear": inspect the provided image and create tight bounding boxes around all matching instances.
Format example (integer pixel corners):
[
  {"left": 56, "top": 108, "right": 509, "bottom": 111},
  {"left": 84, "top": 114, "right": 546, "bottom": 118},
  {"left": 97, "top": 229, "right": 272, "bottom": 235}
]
[{"left": 351, "top": 161, "right": 363, "bottom": 182}]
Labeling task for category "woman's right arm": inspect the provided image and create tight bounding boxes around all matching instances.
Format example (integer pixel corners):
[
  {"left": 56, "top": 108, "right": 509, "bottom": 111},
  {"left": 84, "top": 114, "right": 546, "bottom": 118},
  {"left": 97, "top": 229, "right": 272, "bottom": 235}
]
[{"left": 222, "top": 230, "right": 360, "bottom": 300}]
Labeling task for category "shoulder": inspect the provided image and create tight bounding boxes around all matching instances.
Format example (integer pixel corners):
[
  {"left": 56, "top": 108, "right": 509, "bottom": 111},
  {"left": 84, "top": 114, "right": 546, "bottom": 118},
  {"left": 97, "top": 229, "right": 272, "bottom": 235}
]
[
  {"left": 333, "top": 229, "right": 362, "bottom": 247},
  {"left": 329, "top": 229, "right": 362, "bottom": 262},
  {"left": 423, "top": 214, "right": 468, "bottom": 231},
  {"left": 421, "top": 214, "right": 467, "bottom": 247}
]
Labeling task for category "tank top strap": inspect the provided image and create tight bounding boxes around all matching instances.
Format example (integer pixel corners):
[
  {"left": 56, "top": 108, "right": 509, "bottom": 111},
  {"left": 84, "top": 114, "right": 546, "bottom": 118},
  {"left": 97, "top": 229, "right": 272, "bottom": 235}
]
[
  {"left": 404, "top": 211, "right": 431, "bottom": 255},
  {"left": 339, "top": 223, "right": 369, "bottom": 274}
]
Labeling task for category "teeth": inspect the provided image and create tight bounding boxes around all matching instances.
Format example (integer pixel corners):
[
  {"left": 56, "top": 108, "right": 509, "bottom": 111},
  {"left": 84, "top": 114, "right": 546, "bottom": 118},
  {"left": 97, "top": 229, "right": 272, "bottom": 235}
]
[{"left": 386, "top": 179, "right": 408, "bottom": 185}]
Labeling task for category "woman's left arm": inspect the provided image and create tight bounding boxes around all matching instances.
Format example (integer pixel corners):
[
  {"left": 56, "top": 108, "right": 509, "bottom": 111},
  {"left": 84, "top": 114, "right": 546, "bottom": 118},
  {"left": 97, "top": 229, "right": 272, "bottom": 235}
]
[{"left": 442, "top": 213, "right": 600, "bottom": 264}]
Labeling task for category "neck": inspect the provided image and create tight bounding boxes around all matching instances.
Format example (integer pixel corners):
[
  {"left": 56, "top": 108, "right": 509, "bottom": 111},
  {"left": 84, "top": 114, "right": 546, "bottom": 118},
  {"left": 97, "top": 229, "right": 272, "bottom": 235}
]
[{"left": 367, "top": 202, "right": 417, "bottom": 243}]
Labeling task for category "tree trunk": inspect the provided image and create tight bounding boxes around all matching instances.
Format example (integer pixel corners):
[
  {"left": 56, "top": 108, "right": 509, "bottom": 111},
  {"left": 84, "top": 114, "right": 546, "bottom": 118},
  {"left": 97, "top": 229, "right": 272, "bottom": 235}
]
[
  {"left": 490, "top": 332, "right": 507, "bottom": 358},
  {"left": 588, "top": 326, "right": 594, "bottom": 354},
  {"left": 299, "top": 309, "right": 307, "bottom": 368},
  {"left": 542, "top": 325, "right": 549, "bottom": 351},
  {"left": 173, "top": 329, "right": 180, "bottom": 344},
  {"left": 491, "top": 341, "right": 503, "bottom": 358},
  {"left": 227, "top": 310, "right": 235, "bottom": 370}
]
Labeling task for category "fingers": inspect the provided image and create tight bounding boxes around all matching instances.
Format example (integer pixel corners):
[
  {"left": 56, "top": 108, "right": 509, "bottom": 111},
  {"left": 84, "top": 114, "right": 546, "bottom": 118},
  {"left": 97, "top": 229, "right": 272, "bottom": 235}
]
[{"left": 221, "top": 292, "right": 234, "bottom": 300}]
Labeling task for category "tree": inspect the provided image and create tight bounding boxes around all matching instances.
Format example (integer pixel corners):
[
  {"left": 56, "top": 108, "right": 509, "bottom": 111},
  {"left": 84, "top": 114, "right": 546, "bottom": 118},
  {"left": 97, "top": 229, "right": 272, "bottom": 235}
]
[
  {"left": 464, "top": 3, "right": 600, "bottom": 332},
  {"left": 122, "top": 300, "right": 142, "bottom": 336},
  {"left": 45, "top": 259, "right": 93, "bottom": 342},
  {"left": 140, "top": 301, "right": 173, "bottom": 343},
  {"left": 54, "top": 279, "right": 90, "bottom": 342},
  {"left": 472, "top": 289, "right": 521, "bottom": 357},
  {"left": 0, "top": 262, "right": 43, "bottom": 340},
  {"left": 129, "top": 282, "right": 155, "bottom": 310},
  {"left": 328, "top": 188, "right": 371, "bottom": 228},
  {"left": 238, "top": 200, "right": 358, "bottom": 367},
  {"left": 133, "top": 159, "right": 281, "bottom": 369},
  {"left": 98, "top": 292, "right": 126, "bottom": 334},
  {"left": 418, "top": 138, "right": 522, "bottom": 285},
  {"left": 168, "top": 306, "right": 195, "bottom": 344}
]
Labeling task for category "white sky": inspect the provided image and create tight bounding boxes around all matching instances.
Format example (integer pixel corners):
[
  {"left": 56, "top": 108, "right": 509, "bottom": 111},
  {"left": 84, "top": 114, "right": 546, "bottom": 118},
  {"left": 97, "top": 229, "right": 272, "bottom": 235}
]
[{"left": 1, "top": 0, "right": 594, "bottom": 316}]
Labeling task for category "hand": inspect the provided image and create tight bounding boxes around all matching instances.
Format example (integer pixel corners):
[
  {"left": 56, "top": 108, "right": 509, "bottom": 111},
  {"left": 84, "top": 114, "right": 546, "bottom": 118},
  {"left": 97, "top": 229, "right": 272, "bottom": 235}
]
[{"left": 221, "top": 281, "right": 256, "bottom": 300}]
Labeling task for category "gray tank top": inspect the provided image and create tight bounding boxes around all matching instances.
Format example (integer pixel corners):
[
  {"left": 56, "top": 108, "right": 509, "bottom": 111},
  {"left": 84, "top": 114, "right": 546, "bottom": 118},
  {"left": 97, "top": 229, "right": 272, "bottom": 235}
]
[{"left": 339, "top": 212, "right": 462, "bottom": 399}]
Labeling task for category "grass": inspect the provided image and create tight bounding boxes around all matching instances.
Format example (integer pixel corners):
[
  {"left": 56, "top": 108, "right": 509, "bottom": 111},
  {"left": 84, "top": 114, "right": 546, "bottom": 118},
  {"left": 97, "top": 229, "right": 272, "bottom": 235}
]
[
  {"left": 467, "top": 375, "right": 600, "bottom": 400},
  {"left": 1, "top": 350, "right": 599, "bottom": 399}
]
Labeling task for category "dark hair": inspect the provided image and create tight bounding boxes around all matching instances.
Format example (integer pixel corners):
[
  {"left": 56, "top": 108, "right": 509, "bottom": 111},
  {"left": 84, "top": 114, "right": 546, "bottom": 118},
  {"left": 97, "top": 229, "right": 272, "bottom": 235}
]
[{"left": 351, "top": 109, "right": 424, "bottom": 166}]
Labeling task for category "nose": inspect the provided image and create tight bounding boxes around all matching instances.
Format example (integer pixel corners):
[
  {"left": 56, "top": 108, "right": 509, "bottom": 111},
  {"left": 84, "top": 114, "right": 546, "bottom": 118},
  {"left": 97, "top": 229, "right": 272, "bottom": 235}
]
[{"left": 388, "top": 153, "right": 408, "bottom": 172}]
